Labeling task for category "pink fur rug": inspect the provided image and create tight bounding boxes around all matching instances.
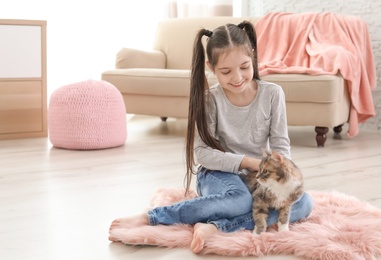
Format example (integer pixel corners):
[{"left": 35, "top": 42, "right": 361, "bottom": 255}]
[{"left": 110, "top": 188, "right": 381, "bottom": 260}]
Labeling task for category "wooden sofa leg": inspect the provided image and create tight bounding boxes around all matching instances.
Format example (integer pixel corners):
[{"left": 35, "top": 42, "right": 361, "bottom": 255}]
[
  {"left": 333, "top": 124, "right": 344, "bottom": 134},
  {"left": 315, "top": 126, "right": 328, "bottom": 147},
  {"left": 160, "top": 117, "right": 168, "bottom": 122}
]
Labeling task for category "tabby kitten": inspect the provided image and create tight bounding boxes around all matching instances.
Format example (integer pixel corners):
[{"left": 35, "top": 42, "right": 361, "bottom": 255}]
[{"left": 242, "top": 149, "right": 304, "bottom": 235}]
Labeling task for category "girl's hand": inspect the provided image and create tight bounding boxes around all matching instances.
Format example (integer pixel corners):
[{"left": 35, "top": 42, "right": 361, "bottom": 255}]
[{"left": 240, "top": 156, "right": 261, "bottom": 172}]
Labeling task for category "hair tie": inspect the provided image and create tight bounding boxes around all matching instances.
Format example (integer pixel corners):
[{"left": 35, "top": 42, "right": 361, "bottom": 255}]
[
  {"left": 237, "top": 22, "right": 245, "bottom": 30},
  {"left": 205, "top": 30, "right": 213, "bottom": 37}
]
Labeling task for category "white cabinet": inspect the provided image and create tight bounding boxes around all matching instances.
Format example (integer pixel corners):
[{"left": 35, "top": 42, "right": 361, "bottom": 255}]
[{"left": 0, "top": 19, "right": 47, "bottom": 140}]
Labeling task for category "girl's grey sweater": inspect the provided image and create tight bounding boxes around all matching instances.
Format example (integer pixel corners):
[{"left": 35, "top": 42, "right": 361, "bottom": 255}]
[{"left": 194, "top": 80, "right": 291, "bottom": 174}]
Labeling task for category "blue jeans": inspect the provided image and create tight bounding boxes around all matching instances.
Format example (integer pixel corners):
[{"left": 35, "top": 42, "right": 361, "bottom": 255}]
[{"left": 147, "top": 168, "right": 314, "bottom": 232}]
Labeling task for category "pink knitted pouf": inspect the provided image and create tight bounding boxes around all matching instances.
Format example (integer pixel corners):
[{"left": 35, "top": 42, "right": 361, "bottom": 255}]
[{"left": 48, "top": 79, "right": 127, "bottom": 150}]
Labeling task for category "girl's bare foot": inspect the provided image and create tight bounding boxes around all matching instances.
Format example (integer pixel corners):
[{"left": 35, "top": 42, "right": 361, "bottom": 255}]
[
  {"left": 190, "top": 223, "right": 218, "bottom": 253},
  {"left": 109, "top": 213, "right": 149, "bottom": 242},
  {"left": 108, "top": 234, "right": 120, "bottom": 242},
  {"left": 109, "top": 213, "right": 149, "bottom": 231}
]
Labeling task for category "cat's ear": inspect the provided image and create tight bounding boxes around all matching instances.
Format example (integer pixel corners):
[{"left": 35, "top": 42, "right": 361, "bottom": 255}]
[
  {"left": 271, "top": 150, "right": 284, "bottom": 163},
  {"left": 261, "top": 148, "right": 271, "bottom": 157}
]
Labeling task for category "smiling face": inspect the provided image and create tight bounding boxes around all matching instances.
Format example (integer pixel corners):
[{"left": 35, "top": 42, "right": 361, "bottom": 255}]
[{"left": 208, "top": 47, "right": 254, "bottom": 98}]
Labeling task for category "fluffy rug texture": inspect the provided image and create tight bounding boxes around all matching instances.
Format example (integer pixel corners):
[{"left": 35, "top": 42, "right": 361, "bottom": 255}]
[{"left": 110, "top": 188, "right": 381, "bottom": 260}]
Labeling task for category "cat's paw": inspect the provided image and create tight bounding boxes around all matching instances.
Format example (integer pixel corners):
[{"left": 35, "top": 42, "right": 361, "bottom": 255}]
[
  {"left": 252, "top": 230, "right": 260, "bottom": 236},
  {"left": 252, "top": 231, "right": 259, "bottom": 236},
  {"left": 277, "top": 222, "right": 289, "bottom": 232},
  {"left": 253, "top": 226, "right": 263, "bottom": 235}
]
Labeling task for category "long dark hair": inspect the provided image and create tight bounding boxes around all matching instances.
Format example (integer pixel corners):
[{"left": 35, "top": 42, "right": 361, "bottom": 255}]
[{"left": 184, "top": 21, "right": 260, "bottom": 194}]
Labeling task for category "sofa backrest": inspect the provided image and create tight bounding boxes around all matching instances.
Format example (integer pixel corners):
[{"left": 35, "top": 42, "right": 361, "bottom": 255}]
[{"left": 153, "top": 16, "right": 257, "bottom": 70}]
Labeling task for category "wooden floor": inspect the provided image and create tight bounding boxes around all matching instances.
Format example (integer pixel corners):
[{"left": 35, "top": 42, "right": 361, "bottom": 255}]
[{"left": 1, "top": 115, "right": 380, "bottom": 260}]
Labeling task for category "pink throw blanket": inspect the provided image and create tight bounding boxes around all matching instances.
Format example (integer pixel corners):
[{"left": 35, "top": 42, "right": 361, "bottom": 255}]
[{"left": 255, "top": 12, "right": 377, "bottom": 138}]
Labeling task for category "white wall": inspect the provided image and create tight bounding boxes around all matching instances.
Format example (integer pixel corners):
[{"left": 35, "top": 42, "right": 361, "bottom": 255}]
[
  {"left": 1, "top": 0, "right": 245, "bottom": 99},
  {"left": 247, "top": 0, "right": 381, "bottom": 131},
  {"left": 0, "top": 0, "right": 167, "bottom": 97}
]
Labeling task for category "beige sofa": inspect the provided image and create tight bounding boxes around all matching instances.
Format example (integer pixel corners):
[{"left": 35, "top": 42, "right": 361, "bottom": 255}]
[{"left": 101, "top": 17, "right": 350, "bottom": 147}]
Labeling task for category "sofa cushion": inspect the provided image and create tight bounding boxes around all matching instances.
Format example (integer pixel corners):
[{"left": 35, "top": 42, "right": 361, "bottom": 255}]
[
  {"left": 102, "top": 69, "right": 217, "bottom": 97},
  {"left": 208, "top": 73, "right": 345, "bottom": 103},
  {"left": 103, "top": 69, "right": 344, "bottom": 104},
  {"left": 102, "top": 69, "right": 191, "bottom": 97},
  {"left": 263, "top": 74, "right": 345, "bottom": 103}
]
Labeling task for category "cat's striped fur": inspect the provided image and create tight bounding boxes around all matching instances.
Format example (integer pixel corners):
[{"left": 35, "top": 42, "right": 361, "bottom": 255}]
[{"left": 242, "top": 149, "right": 304, "bottom": 235}]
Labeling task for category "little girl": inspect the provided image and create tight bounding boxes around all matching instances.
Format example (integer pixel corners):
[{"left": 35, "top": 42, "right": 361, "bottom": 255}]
[{"left": 109, "top": 21, "right": 314, "bottom": 254}]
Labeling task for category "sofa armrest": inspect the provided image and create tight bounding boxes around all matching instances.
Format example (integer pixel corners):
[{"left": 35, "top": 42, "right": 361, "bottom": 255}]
[{"left": 116, "top": 48, "right": 166, "bottom": 69}]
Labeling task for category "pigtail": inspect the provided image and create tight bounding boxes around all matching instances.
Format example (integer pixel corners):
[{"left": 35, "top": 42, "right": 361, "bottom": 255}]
[
  {"left": 238, "top": 21, "right": 260, "bottom": 80},
  {"left": 185, "top": 29, "right": 224, "bottom": 194},
  {"left": 185, "top": 29, "right": 208, "bottom": 194}
]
